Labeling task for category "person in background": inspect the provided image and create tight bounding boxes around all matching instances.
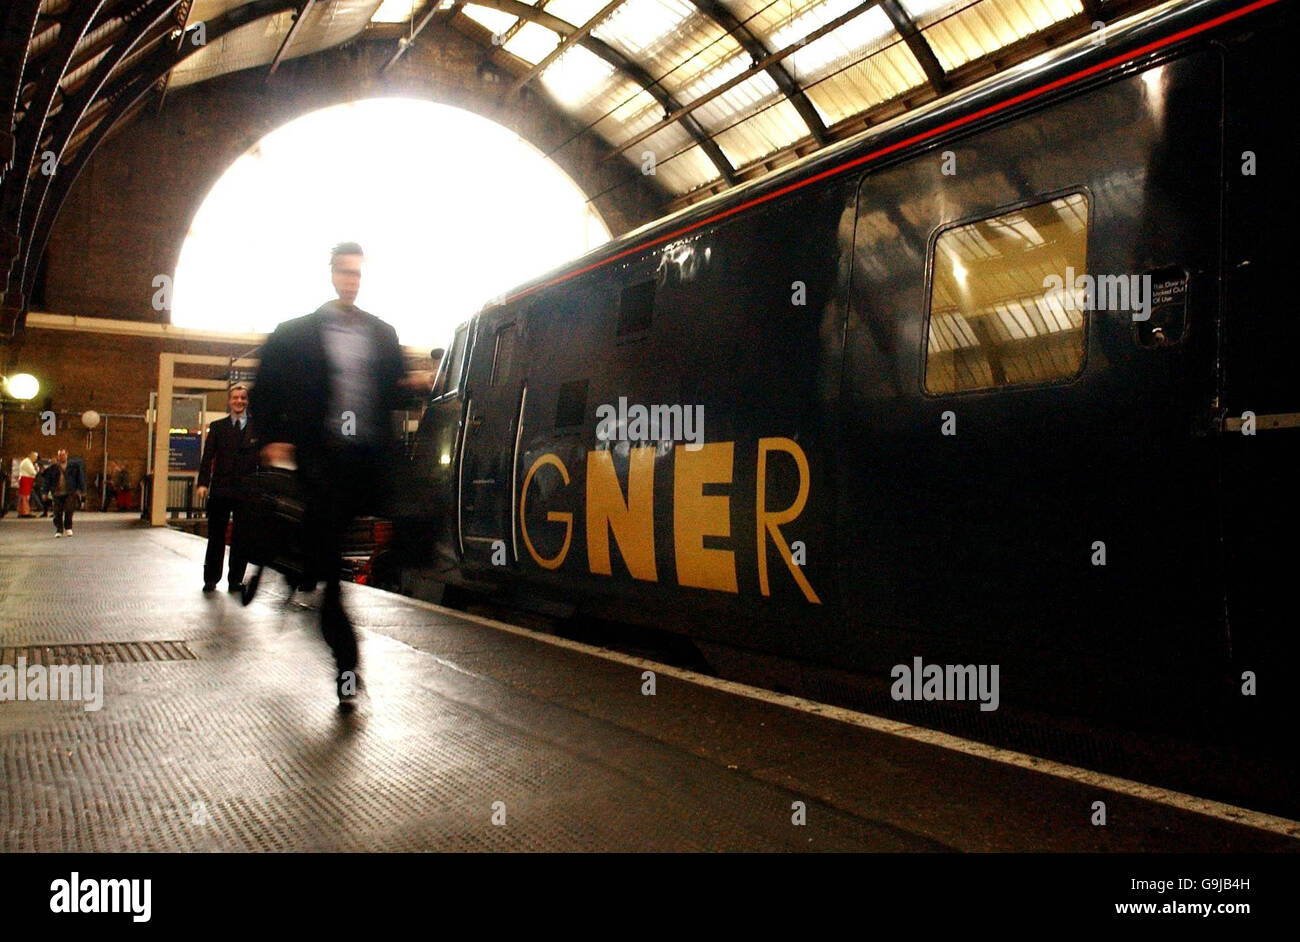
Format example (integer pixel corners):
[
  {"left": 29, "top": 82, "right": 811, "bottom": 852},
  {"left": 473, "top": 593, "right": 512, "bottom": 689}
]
[
  {"left": 196, "top": 383, "right": 258, "bottom": 593},
  {"left": 43, "top": 449, "right": 85, "bottom": 537},
  {"left": 33, "top": 457, "right": 50, "bottom": 517},
  {"left": 17, "top": 452, "right": 37, "bottom": 517},
  {"left": 253, "top": 242, "right": 432, "bottom": 711},
  {"left": 112, "top": 463, "right": 131, "bottom": 511},
  {"left": 104, "top": 460, "right": 120, "bottom": 511}
]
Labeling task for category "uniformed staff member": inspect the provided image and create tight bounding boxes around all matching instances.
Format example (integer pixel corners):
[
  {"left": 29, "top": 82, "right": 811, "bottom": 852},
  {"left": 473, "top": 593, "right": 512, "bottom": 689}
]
[{"left": 197, "top": 382, "right": 258, "bottom": 593}]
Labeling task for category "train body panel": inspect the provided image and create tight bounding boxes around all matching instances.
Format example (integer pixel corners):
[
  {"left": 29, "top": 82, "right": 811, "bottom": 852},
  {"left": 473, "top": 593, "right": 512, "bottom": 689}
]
[
  {"left": 448, "top": 177, "right": 854, "bottom": 658},
  {"left": 832, "top": 46, "right": 1227, "bottom": 718},
  {"left": 403, "top": 0, "right": 1297, "bottom": 734}
]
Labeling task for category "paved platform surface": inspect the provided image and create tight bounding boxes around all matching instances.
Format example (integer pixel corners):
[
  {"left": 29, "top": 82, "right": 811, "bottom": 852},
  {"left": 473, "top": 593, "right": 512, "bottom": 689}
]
[{"left": 0, "top": 514, "right": 1296, "bottom": 852}]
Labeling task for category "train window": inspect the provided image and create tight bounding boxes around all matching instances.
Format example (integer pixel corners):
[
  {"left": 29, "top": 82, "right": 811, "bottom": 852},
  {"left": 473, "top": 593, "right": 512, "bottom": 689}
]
[
  {"left": 555, "top": 379, "right": 588, "bottom": 428},
  {"left": 432, "top": 323, "right": 469, "bottom": 399},
  {"left": 618, "top": 279, "right": 655, "bottom": 336},
  {"left": 925, "top": 192, "right": 1089, "bottom": 395},
  {"left": 491, "top": 324, "right": 517, "bottom": 387}
]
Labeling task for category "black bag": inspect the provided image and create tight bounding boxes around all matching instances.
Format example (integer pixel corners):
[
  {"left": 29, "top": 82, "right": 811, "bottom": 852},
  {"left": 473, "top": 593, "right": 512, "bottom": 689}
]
[{"left": 239, "top": 467, "right": 310, "bottom": 605}]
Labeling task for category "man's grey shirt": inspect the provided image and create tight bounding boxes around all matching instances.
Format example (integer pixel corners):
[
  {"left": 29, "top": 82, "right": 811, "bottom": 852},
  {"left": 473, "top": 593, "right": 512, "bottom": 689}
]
[{"left": 320, "top": 300, "right": 380, "bottom": 446}]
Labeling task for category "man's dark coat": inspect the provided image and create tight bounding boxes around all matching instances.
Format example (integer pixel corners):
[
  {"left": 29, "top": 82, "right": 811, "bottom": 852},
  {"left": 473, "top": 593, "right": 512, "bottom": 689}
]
[{"left": 197, "top": 415, "right": 259, "bottom": 500}]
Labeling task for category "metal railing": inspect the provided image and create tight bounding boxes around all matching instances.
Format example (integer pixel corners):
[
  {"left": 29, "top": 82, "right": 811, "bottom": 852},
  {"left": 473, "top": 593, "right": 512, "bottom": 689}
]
[{"left": 140, "top": 475, "right": 205, "bottom": 519}]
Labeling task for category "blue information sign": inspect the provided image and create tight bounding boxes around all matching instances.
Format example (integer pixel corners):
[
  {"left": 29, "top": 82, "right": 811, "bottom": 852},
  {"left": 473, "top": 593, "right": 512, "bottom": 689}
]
[{"left": 168, "top": 433, "right": 202, "bottom": 472}]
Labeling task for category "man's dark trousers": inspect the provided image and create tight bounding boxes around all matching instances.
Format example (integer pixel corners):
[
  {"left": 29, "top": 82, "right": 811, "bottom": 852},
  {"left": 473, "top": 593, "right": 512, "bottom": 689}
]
[
  {"left": 302, "top": 442, "right": 381, "bottom": 677},
  {"left": 204, "top": 497, "right": 248, "bottom": 587},
  {"left": 51, "top": 495, "right": 74, "bottom": 532}
]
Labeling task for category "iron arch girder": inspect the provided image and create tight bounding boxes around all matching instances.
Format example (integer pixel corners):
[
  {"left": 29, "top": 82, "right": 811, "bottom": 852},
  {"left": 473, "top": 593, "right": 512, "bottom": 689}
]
[
  {"left": 1, "top": 0, "right": 46, "bottom": 174},
  {"left": 2, "top": 0, "right": 113, "bottom": 283},
  {"left": 580, "top": 38, "right": 737, "bottom": 186},
  {"left": 16, "top": 0, "right": 181, "bottom": 289},
  {"left": 686, "top": 0, "right": 828, "bottom": 146},
  {"left": 16, "top": 0, "right": 299, "bottom": 308},
  {"left": 879, "top": 0, "right": 948, "bottom": 94},
  {"left": 8, "top": 0, "right": 115, "bottom": 177},
  {"left": 462, "top": 0, "right": 736, "bottom": 185},
  {"left": 42, "top": 0, "right": 171, "bottom": 99}
]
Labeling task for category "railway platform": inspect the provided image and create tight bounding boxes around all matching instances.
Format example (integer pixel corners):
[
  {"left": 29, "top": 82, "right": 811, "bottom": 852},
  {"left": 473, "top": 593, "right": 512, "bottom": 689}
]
[{"left": 0, "top": 514, "right": 1296, "bottom": 852}]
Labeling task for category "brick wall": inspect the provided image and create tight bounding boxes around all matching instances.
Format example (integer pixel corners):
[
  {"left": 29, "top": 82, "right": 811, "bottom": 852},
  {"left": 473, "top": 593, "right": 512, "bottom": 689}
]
[{"left": 2, "top": 320, "right": 434, "bottom": 512}]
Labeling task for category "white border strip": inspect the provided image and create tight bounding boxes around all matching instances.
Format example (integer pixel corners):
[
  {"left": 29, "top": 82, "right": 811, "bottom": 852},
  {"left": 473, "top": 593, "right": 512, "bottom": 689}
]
[{"left": 397, "top": 594, "right": 1300, "bottom": 840}]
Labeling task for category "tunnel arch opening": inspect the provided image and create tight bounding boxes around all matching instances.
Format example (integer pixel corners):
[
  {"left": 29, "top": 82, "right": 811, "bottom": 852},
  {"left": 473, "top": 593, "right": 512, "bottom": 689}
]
[{"left": 172, "top": 97, "right": 610, "bottom": 347}]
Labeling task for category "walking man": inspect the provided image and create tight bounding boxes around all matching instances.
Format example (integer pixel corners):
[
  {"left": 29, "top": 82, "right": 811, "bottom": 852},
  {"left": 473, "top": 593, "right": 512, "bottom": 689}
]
[
  {"left": 253, "top": 242, "right": 430, "bottom": 710},
  {"left": 44, "top": 449, "right": 85, "bottom": 537},
  {"left": 197, "top": 382, "right": 258, "bottom": 593}
]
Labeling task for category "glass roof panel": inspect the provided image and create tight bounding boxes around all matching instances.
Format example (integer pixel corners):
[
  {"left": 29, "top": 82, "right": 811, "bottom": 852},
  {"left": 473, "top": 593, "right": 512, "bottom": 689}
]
[
  {"left": 642, "top": 143, "right": 721, "bottom": 194},
  {"left": 595, "top": 0, "right": 695, "bottom": 53},
  {"left": 460, "top": 4, "right": 519, "bottom": 37},
  {"left": 594, "top": 0, "right": 706, "bottom": 74},
  {"left": 547, "top": 0, "right": 620, "bottom": 26},
  {"left": 603, "top": 91, "right": 673, "bottom": 144},
  {"left": 669, "top": 51, "right": 751, "bottom": 121},
  {"left": 780, "top": 6, "right": 899, "bottom": 86},
  {"left": 692, "top": 71, "right": 782, "bottom": 132},
  {"left": 371, "top": 0, "right": 422, "bottom": 23},
  {"left": 171, "top": 2, "right": 381, "bottom": 88},
  {"left": 638, "top": 14, "right": 733, "bottom": 96},
  {"left": 540, "top": 43, "right": 620, "bottom": 110},
  {"left": 504, "top": 21, "right": 561, "bottom": 64},
  {"left": 766, "top": 0, "right": 892, "bottom": 50},
  {"left": 898, "top": 0, "right": 967, "bottom": 26},
  {"left": 609, "top": 87, "right": 665, "bottom": 127},
  {"left": 589, "top": 88, "right": 659, "bottom": 144},
  {"left": 711, "top": 99, "right": 808, "bottom": 166},
  {"left": 743, "top": 0, "right": 863, "bottom": 40},
  {"left": 921, "top": 0, "right": 1083, "bottom": 72},
  {"left": 632, "top": 121, "right": 696, "bottom": 162},
  {"left": 723, "top": 0, "right": 784, "bottom": 23},
  {"left": 652, "top": 26, "right": 742, "bottom": 100},
  {"left": 801, "top": 39, "right": 927, "bottom": 123}
]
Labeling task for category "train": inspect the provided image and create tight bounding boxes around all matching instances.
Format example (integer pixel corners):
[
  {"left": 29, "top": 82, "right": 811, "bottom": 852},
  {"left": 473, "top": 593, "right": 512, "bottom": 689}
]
[{"left": 383, "top": 0, "right": 1298, "bottom": 762}]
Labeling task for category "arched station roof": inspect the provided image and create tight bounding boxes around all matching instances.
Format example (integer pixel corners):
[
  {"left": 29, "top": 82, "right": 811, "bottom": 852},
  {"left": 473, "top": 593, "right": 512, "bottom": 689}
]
[{"left": 1, "top": 0, "right": 1164, "bottom": 332}]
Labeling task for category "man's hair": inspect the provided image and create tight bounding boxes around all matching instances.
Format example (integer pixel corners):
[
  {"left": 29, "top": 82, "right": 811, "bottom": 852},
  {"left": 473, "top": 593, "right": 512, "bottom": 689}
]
[
  {"left": 330, "top": 242, "right": 364, "bottom": 267},
  {"left": 229, "top": 382, "right": 250, "bottom": 393}
]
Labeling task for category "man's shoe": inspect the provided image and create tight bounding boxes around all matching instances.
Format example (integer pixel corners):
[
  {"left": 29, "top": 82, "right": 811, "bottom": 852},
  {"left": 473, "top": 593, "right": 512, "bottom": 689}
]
[
  {"left": 227, "top": 583, "right": 244, "bottom": 593},
  {"left": 202, "top": 583, "right": 216, "bottom": 593},
  {"left": 64, "top": 530, "right": 72, "bottom": 536},
  {"left": 54, "top": 531, "right": 62, "bottom": 538}
]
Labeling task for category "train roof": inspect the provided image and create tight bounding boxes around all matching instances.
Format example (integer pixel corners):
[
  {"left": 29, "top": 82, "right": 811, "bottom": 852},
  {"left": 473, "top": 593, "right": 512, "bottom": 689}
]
[{"left": 487, "top": 0, "right": 1264, "bottom": 312}]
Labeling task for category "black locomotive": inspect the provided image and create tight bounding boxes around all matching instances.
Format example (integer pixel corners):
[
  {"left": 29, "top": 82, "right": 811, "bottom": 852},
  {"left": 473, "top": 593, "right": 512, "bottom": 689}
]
[{"left": 395, "top": 0, "right": 1297, "bottom": 777}]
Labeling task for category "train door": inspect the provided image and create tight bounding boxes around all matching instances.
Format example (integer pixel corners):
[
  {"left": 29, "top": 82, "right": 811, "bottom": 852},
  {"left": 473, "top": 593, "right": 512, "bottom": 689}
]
[
  {"left": 457, "top": 316, "right": 522, "bottom": 570},
  {"left": 407, "top": 319, "right": 472, "bottom": 567},
  {"left": 838, "top": 50, "right": 1226, "bottom": 720},
  {"left": 1218, "top": 14, "right": 1300, "bottom": 738}
]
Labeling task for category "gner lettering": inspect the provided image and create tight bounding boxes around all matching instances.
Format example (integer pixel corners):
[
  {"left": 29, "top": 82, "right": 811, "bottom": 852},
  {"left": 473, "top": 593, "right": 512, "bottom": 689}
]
[{"left": 519, "top": 436, "right": 820, "bottom": 603}]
